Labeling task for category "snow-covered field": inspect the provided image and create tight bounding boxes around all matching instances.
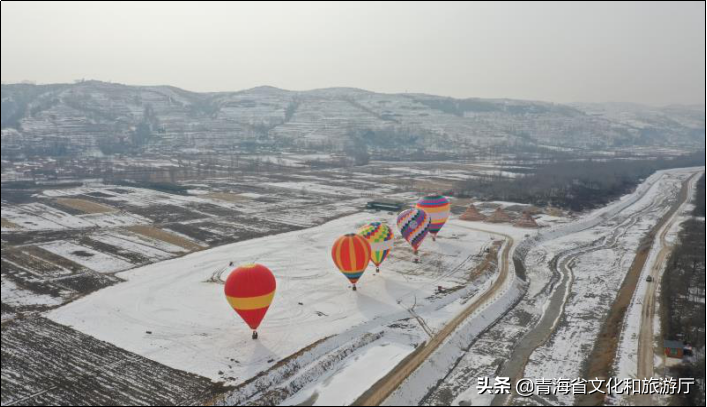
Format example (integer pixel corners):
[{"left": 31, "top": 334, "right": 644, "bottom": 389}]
[
  {"left": 1, "top": 201, "right": 153, "bottom": 231},
  {"left": 264, "top": 181, "right": 391, "bottom": 197},
  {"left": 1, "top": 277, "right": 65, "bottom": 309},
  {"left": 48, "top": 212, "right": 504, "bottom": 387},
  {"left": 283, "top": 336, "right": 416, "bottom": 406},
  {"left": 92, "top": 230, "right": 189, "bottom": 259},
  {"left": 7, "top": 165, "right": 702, "bottom": 405},
  {"left": 39, "top": 241, "right": 134, "bottom": 274}
]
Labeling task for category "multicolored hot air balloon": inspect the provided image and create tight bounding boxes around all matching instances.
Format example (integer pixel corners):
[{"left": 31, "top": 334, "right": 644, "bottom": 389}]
[
  {"left": 397, "top": 208, "right": 430, "bottom": 263},
  {"left": 331, "top": 233, "right": 371, "bottom": 291},
  {"left": 416, "top": 195, "right": 451, "bottom": 241},
  {"left": 357, "top": 222, "right": 394, "bottom": 273},
  {"left": 224, "top": 264, "right": 276, "bottom": 340}
]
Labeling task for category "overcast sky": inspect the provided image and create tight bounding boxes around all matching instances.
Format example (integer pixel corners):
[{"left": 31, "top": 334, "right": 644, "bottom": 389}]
[{"left": 2, "top": 1, "right": 704, "bottom": 105}]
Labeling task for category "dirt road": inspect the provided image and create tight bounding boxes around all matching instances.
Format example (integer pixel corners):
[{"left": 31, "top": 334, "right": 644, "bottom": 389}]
[
  {"left": 635, "top": 171, "right": 702, "bottom": 405},
  {"left": 577, "top": 170, "right": 702, "bottom": 406},
  {"left": 492, "top": 175, "right": 664, "bottom": 406},
  {"left": 353, "top": 227, "right": 515, "bottom": 406}
]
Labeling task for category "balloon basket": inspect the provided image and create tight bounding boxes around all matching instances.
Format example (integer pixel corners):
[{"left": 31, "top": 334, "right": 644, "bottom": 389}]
[
  {"left": 352, "top": 285, "right": 357, "bottom": 292},
  {"left": 252, "top": 331, "right": 259, "bottom": 340}
]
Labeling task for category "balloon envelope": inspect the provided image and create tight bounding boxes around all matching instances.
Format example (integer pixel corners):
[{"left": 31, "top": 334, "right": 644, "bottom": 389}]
[
  {"left": 416, "top": 195, "right": 451, "bottom": 236},
  {"left": 224, "top": 264, "right": 276, "bottom": 330},
  {"left": 331, "top": 233, "right": 371, "bottom": 285},
  {"left": 357, "top": 222, "right": 394, "bottom": 269},
  {"left": 397, "top": 208, "right": 430, "bottom": 251}
]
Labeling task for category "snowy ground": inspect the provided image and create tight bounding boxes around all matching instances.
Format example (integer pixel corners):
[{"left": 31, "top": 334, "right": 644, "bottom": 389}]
[
  {"left": 0, "top": 177, "right": 365, "bottom": 313},
  {"left": 418, "top": 167, "right": 701, "bottom": 406},
  {"left": 1, "top": 277, "right": 65, "bottom": 309},
  {"left": 518, "top": 175, "right": 683, "bottom": 405},
  {"left": 610, "top": 169, "right": 703, "bottom": 406},
  {"left": 39, "top": 241, "right": 134, "bottom": 274},
  {"left": 7, "top": 163, "right": 702, "bottom": 405},
  {"left": 282, "top": 335, "right": 416, "bottom": 406},
  {"left": 48, "top": 212, "right": 503, "bottom": 388}
]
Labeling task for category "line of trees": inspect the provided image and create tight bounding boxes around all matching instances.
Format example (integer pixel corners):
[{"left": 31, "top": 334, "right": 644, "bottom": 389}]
[
  {"left": 452, "top": 152, "right": 705, "bottom": 212},
  {"left": 660, "top": 174, "right": 706, "bottom": 406},
  {"left": 661, "top": 217, "right": 706, "bottom": 346},
  {"left": 694, "top": 175, "right": 705, "bottom": 217}
]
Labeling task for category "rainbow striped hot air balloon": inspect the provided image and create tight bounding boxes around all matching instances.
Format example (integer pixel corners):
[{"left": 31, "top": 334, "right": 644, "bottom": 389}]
[
  {"left": 357, "top": 222, "right": 394, "bottom": 273},
  {"left": 397, "top": 208, "right": 430, "bottom": 263},
  {"left": 332, "top": 233, "right": 371, "bottom": 291},
  {"left": 224, "top": 264, "right": 276, "bottom": 340},
  {"left": 416, "top": 195, "right": 451, "bottom": 241}
]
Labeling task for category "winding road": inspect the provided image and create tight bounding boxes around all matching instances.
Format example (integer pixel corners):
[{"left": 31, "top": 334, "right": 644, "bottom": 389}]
[{"left": 490, "top": 172, "right": 672, "bottom": 406}]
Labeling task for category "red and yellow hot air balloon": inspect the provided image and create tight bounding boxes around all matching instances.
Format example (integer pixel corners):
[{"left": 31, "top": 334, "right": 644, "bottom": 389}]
[
  {"left": 331, "top": 233, "right": 371, "bottom": 291},
  {"left": 224, "top": 263, "right": 276, "bottom": 340}
]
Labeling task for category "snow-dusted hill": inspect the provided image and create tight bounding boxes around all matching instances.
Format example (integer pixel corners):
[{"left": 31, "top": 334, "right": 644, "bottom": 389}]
[{"left": 2, "top": 81, "right": 703, "bottom": 157}]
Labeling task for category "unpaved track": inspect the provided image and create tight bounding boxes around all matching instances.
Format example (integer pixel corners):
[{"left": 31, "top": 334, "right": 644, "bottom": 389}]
[
  {"left": 635, "top": 171, "right": 702, "bottom": 405},
  {"left": 353, "top": 227, "right": 515, "bottom": 406},
  {"left": 577, "top": 170, "right": 702, "bottom": 406}
]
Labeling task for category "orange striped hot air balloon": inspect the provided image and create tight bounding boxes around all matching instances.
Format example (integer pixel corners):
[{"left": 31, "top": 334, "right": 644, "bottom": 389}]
[
  {"left": 416, "top": 195, "right": 451, "bottom": 241},
  {"left": 224, "top": 264, "right": 276, "bottom": 340},
  {"left": 331, "top": 233, "right": 371, "bottom": 291}
]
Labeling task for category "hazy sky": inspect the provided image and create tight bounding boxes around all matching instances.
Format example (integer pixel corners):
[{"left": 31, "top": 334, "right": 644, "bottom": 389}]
[{"left": 2, "top": 2, "right": 704, "bottom": 105}]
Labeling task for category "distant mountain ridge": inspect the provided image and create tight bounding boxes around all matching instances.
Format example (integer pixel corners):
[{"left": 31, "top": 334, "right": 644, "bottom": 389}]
[{"left": 2, "top": 80, "right": 704, "bottom": 158}]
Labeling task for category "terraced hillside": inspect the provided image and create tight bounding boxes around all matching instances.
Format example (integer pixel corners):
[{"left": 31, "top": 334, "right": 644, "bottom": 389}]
[{"left": 2, "top": 81, "right": 704, "bottom": 159}]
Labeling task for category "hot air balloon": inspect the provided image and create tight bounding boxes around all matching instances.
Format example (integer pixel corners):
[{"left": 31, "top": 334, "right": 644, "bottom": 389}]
[
  {"left": 357, "top": 222, "right": 394, "bottom": 273},
  {"left": 331, "top": 233, "right": 371, "bottom": 291},
  {"left": 224, "top": 263, "right": 276, "bottom": 340},
  {"left": 416, "top": 195, "right": 451, "bottom": 241},
  {"left": 397, "top": 208, "right": 430, "bottom": 263}
]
